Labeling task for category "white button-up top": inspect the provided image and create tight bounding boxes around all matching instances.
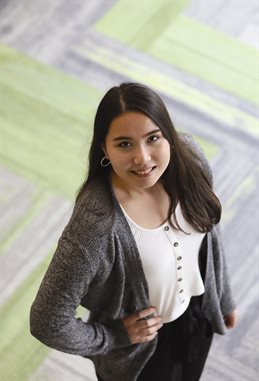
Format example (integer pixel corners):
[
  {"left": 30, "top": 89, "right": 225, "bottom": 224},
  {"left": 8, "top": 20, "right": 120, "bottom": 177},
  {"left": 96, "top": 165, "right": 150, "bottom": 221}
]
[{"left": 121, "top": 203, "right": 206, "bottom": 323}]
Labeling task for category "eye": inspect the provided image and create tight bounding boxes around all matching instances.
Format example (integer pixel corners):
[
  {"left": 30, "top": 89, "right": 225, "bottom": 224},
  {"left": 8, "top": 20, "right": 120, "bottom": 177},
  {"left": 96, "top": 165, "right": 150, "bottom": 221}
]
[
  {"left": 147, "top": 135, "right": 160, "bottom": 143},
  {"left": 117, "top": 141, "right": 132, "bottom": 148}
]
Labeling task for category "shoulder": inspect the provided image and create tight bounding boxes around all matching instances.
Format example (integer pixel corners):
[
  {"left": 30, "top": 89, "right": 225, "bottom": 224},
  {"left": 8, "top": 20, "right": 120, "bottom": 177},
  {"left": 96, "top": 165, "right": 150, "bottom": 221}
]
[
  {"left": 64, "top": 176, "right": 116, "bottom": 247},
  {"left": 179, "top": 132, "right": 213, "bottom": 185},
  {"left": 75, "top": 176, "right": 113, "bottom": 216},
  {"left": 179, "top": 133, "right": 207, "bottom": 159}
]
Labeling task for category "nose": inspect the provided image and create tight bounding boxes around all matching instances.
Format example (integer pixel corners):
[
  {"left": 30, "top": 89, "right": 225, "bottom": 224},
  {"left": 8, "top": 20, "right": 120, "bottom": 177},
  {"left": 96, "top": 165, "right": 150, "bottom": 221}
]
[{"left": 133, "top": 145, "right": 151, "bottom": 166}]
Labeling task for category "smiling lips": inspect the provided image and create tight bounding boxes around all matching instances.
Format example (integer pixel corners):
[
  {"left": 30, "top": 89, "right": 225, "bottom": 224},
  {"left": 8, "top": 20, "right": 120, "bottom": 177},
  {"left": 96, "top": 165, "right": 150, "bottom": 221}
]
[{"left": 130, "top": 166, "right": 156, "bottom": 177}]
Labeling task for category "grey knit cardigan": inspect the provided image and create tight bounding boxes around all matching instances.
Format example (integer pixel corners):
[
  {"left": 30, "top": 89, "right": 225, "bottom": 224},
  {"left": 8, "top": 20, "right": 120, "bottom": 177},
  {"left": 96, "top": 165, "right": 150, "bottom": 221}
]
[{"left": 30, "top": 134, "right": 236, "bottom": 381}]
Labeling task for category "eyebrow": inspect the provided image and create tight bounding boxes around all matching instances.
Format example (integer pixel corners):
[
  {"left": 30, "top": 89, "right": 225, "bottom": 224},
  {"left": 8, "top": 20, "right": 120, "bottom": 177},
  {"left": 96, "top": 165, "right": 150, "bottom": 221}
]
[{"left": 112, "top": 128, "right": 161, "bottom": 141}]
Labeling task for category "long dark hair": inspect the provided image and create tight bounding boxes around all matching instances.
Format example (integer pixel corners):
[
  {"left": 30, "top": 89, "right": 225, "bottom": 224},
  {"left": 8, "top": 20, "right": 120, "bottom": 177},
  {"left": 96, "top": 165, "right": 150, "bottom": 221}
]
[{"left": 77, "top": 82, "right": 221, "bottom": 233}]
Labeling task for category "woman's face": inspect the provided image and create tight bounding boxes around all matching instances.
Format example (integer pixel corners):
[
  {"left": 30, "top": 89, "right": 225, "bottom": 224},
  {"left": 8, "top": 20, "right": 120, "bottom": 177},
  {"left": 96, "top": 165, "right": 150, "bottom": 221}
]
[{"left": 103, "top": 112, "right": 171, "bottom": 191}]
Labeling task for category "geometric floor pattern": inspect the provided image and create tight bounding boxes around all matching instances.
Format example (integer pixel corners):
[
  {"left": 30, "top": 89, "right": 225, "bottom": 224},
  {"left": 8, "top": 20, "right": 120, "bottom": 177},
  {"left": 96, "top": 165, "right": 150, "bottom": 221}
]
[{"left": 1, "top": 1, "right": 258, "bottom": 380}]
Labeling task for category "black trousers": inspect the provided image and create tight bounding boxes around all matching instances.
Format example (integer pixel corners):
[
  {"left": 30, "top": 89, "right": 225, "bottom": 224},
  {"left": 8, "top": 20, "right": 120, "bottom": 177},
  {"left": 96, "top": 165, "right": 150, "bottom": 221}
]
[
  {"left": 97, "top": 296, "right": 213, "bottom": 381},
  {"left": 138, "top": 296, "right": 213, "bottom": 381}
]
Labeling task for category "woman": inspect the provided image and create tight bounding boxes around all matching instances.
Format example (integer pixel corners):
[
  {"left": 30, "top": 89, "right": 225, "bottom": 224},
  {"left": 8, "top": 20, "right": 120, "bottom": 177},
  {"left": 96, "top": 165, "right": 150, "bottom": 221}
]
[{"left": 30, "top": 82, "right": 237, "bottom": 381}]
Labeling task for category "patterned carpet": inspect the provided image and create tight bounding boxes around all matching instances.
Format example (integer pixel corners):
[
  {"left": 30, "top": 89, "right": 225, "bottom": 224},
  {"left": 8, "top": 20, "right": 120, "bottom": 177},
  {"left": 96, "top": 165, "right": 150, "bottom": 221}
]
[{"left": 0, "top": 1, "right": 258, "bottom": 380}]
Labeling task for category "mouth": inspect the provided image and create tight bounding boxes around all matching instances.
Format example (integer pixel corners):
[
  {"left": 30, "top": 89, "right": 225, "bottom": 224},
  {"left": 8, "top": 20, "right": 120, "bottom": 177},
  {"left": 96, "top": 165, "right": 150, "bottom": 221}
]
[{"left": 130, "top": 166, "right": 157, "bottom": 178}]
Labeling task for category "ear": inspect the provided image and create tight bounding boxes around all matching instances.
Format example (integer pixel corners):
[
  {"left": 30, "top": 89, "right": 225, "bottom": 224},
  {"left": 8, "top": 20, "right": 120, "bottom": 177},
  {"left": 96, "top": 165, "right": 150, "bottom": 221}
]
[{"left": 101, "top": 143, "right": 109, "bottom": 159}]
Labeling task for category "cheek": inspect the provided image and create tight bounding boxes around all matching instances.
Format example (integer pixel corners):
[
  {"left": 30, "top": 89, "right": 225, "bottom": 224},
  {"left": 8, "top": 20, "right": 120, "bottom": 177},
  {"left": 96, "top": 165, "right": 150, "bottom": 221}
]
[
  {"left": 109, "top": 152, "right": 129, "bottom": 169},
  {"left": 159, "top": 142, "right": 171, "bottom": 163}
]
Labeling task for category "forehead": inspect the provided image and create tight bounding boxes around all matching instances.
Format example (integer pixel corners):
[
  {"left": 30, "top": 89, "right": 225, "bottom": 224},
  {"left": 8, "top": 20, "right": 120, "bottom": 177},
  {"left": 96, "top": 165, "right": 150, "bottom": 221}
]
[{"left": 107, "top": 112, "right": 159, "bottom": 137}]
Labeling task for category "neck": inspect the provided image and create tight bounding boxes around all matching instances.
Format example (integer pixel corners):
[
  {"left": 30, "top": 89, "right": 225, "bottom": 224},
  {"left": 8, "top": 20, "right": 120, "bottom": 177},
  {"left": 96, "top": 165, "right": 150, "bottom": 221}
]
[{"left": 111, "top": 172, "right": 162, "bottom": 200}]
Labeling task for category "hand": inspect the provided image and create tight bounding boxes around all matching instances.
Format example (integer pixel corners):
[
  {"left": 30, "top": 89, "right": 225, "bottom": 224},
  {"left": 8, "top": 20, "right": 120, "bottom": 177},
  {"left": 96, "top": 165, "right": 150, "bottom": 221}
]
[
  {"left": 224, "top": 309, "right": 238, "bottom": 329},
  {"left": 122, "top": 307, "right": 163, "bottom": 344}
]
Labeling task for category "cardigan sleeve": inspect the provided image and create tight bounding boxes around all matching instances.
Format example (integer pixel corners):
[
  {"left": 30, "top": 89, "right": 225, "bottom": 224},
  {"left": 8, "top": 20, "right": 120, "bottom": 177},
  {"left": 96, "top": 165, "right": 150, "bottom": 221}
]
[
  {"left": 214, "top": 224, "right": 237, "bottom": 316},
  {"left": 30, "top": 232, "right": 131, "bottom": 357},
  {"left": 189, "top": 137, "right": 237, "bottom": 316},
  {"left": 182, "top": 134, "right": 236, "bottom": 318}
]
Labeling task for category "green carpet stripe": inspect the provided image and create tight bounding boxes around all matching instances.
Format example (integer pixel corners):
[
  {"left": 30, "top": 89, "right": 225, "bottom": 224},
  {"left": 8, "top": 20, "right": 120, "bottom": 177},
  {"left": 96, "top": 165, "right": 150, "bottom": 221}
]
[
  {"left": 0, "top": 252, "right": 53, "bottom": 381},
  {"left": 1, "top": 188, "right": 52, "bottom": 255},
  {"left": 95, "top": 2, "right": 257, "bottom": 105},
  {"left": 1, "top": 45, "right": 101, "bottom": 199},
  {"left": 95, "top": 0, "right": 189, "bottom": 48},
  {"left": 3, "top": 115, "right": 85, "bottom": 198},
  {"left": 1, "top": 45, "right": 100, "bottom": 121},
  {"left": 162, "top": 14, "right": 255, "bottom": 79},
  {"left": 76, "top": 45, "right": 257, "bottom": 137},
  {"left": 149, "top": 14, "right": 257, "bottom": 105}
]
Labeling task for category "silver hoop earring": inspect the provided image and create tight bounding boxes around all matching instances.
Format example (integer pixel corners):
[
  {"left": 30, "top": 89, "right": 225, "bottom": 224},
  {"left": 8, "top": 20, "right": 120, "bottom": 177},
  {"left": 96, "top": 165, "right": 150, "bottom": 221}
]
[{"left": 100, "top": 156, "right": 111, "bottom": 167}]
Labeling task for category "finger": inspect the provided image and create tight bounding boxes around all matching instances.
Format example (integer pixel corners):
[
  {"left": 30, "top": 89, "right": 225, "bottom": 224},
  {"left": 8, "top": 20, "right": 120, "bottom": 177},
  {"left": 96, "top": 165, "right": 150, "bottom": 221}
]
[
  {"left": 137, "top": 316, "right": 162, "bottom": 330},
  {"left": 140, "top": 323, "right": 163, "bottom": 337},
  {"left": 138, "top": 331, "right": 158, "bottom": 343},
  {"left": 122, "top": 307, "right": 158, "bottom": 329},
  {"left": 136, "top": 307, "right": 157, "bottom": 321}
]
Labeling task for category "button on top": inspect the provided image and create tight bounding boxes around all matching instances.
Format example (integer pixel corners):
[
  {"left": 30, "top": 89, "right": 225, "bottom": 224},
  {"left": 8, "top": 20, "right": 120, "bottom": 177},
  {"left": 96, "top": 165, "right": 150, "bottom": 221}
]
[
  {"left": 164, "top": 226, "right": 169, "bottom": 231},
  {"left": 174, "top": 242, "right": 179, "bottom": 247}
]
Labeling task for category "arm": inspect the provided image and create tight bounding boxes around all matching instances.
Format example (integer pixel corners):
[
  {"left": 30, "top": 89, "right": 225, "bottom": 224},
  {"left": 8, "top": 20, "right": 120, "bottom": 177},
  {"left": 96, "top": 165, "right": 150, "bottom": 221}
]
[
  {"left": 30, "top": 233, "right": 130, "bottom": 357},
  {"left": 214, "top": 224, "right": 238, "bottom": 329},
  {"left": 185, "top": 133, "right": 237, "bottom": 328}
]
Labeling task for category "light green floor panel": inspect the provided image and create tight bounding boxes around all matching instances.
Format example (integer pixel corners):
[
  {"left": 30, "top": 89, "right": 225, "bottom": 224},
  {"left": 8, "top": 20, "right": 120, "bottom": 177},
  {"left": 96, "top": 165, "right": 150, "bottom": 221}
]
[
  {"left": 95, "top": 0, "right": 189, "bottom": 48},
  {"left": 0, "top": 253, "right": 52, "bottom": 381},
  {"left": 149, "top": 14, "right": 257, "bottom": 105},
  {"left": 1, "top": 45, "right": 101, "bottom": 199},
  {"left": 95, "top": 2, "right": 257, "bottom": 105},
  {"left": 1, "top": 45, "right": 99, "bottom": 122},
  {"left": 1, "top": 187, "right": 52, "bottom": 254}
]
